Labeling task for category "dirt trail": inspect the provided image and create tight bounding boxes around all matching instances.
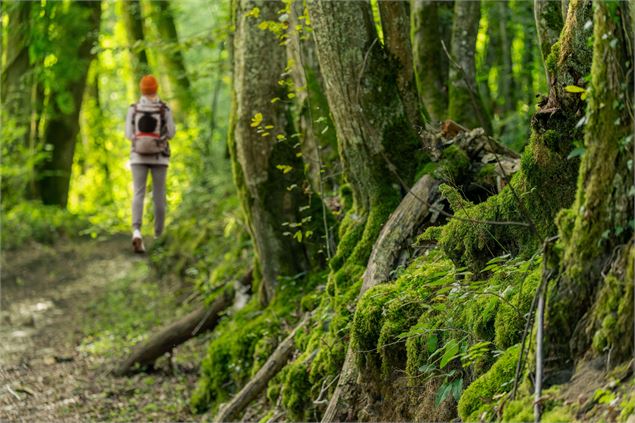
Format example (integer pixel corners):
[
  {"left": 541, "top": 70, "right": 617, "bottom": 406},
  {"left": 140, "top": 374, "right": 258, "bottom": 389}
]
[{"left": 0, "top": 235, "right": 203, "bottom": 422}]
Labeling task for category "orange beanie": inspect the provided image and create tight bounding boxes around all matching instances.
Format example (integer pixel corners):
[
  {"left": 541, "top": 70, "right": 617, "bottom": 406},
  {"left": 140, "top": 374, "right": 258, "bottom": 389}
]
[{"left": 140, "top": 75, "right": 158, "bottom": 95}]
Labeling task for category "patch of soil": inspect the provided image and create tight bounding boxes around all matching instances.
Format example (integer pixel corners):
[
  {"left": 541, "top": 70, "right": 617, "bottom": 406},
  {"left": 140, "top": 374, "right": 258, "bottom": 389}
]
[{"left": 0, "top": 236, "right": 205, "bottom": 422}]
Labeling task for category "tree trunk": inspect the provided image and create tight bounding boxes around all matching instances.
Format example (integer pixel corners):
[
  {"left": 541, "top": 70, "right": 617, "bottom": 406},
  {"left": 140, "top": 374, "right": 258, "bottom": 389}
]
[
  {"left": 521, "top": 0, "right": 536, "bottom": 107},
  {"left": 37, "top": 1, "right": 101, "bottom": 207},
  {"left": 120, "top": 0, "right": 149, "bottom": 83},
  {"left": 448, "top": 0, "right": 492, "bottom": 133},
  {"left": 411, "top": 0, "right": 452, "bottom": 122},
  {"left": 534, "top": 0, "right": 563, "bottom": 85},
  {"left": 496, "top": 0, "right": 515, "bottom": 114},
  {"left": 434, "top": 0, "right": 592, "bottom": 273},
  {"left": 1, "top": 1, "right": 32, "bottom": 135},
  {"left": 378, "top": 1, "right": 428, "bottom": 128},
  {"left": 308, "top": 0, "right": 423, "bottom": 227},
  {"left": 543, "top": 0, "right": 633, "bottom": 383},
  {"left": 231, "top": 0, "right": 315, "bottom": 305},
  {"left": 149, "top": 0, "right": 192, "bottom": 114},
  {"left": 286, "top": 1, "right": 338, "bottom": 196}
]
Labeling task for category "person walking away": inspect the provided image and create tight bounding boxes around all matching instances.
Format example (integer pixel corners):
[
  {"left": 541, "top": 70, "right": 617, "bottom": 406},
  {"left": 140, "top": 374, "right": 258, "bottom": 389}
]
[{"left": 125, "top": 75, "right": 176, "bottom": 253}]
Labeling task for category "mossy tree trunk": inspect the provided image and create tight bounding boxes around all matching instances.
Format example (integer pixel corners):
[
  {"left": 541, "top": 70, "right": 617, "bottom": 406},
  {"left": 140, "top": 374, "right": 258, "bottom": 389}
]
[
  {"left": 307, "top": 0, "right": 423, "bottom": 246},
  {"left": 543, "top": 0, "right": 633, "bottom": 382},
  {"left": 447, "top": 0, "right": 492, "bottom": 133},
  {"left": 120, "top": 0, "right": 150, "bottom": 83},
  {"left": 535, "top": 0, "right": 564, "bottom": 85},
  {"left": 230, "top": 0, "right": 316, "bottom": 305},
  {"left": 36, "top": 1, "right": 102, "bottom": 207},
  {"left": 378, "top": 1, "right": 428, "bottom": 128},
  {"left": 286, "top": 1, "right": 339, "bottom": 196},
  {"left": 411, "top": 0, "right": 452, "bottom": 122},
  {"left": 308, "top": 1, "right": 426, "bottom": 420}
]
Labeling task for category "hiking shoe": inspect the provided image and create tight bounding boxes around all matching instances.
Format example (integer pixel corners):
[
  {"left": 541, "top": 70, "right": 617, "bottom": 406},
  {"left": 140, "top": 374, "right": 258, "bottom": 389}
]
[{"left": 132, "top": 230, "right": 145, "bottom": 253}]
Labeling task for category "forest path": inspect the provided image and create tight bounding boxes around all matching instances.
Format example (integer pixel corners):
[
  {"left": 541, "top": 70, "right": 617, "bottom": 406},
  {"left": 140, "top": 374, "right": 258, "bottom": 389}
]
[{"left": 0, "top": 235, "right": 204, "bottom": 421}]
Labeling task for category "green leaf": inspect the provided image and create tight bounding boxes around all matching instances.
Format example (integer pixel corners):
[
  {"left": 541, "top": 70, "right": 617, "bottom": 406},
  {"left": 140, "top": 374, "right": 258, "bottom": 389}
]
[
  {"left": 435, "top": 382, "right": 453, "bottom": 406},
  {"left": 452, "top": 379, "right": 463, "bottom": 400},
  {"left": 250, "top": 113, "right": 263, "bottom": 127},
  {"left": 567, "top": 146, "right": 586, "bottom": 160},
  {"left": 427, "top": 334, "right": 438, "bottom": 354},
  {"left": 564, "top": 85, "right": 585, "bottom": 93},
  {"left": 418, "top": 363, "right": 435, "bottom": 374},
  {"left": 276, "top": 164, "right": 293, "bottom": 174},
  {"left": 440, "top": 339, "right": 459, "bottom": 369}
]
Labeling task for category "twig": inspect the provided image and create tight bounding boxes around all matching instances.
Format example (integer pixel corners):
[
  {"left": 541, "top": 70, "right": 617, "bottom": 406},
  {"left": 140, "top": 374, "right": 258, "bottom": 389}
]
[
  {"left": 534, "top": 236, "right": 558, "bottom": 421},
  {"left": 313, "top": 374, "right": 340, "bottom": 405}
]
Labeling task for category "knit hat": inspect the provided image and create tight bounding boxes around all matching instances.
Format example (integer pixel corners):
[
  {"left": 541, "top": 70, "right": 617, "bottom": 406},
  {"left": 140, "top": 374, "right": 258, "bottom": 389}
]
[{"left": 140, "top": 75, "right": 158, "bottom": 95}]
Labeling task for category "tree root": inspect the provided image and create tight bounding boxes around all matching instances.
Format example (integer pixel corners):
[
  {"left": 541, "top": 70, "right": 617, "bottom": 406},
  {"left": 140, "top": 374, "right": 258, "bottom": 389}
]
[{"left": 322, "top": 174, "right": 439, "bottom": 422}]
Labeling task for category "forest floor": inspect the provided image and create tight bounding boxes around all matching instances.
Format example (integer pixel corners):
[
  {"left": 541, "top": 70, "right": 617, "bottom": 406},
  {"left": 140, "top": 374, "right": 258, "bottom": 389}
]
[{"left": 0, "top": 235, "right": 207, "bottom": 422}]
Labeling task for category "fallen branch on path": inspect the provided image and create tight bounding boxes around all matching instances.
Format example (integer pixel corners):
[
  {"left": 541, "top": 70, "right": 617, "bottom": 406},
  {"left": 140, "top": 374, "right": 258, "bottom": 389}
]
[{"left": 115, "top": 270, "right": 252, "bottom": 376}]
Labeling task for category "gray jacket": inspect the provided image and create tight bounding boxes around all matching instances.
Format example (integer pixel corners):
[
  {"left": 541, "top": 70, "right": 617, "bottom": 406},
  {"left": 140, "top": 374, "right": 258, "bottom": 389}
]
[{"left": 125, "top": 96, "right": 176, "bottom": 166}]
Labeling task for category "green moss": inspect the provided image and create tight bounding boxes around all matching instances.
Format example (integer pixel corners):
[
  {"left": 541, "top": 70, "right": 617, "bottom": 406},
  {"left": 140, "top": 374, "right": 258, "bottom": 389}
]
[
  {"left": 191, "top": 273, "right": 320, "bottom": 414},
  {"left": 545, "top": 40, "right": 561, "bottom": 74},
  {"left": 439, "top": 144, "right": 471, "bottom": 182},
  {"left": 494, "top": 267, "right": 541, "bottom": 349},
  {"left": 457, "top": 344, "right": 520, "bottom": 421},
  {"left": 281, "top": 360, "right": 313, "bottom": 421},
  {"left": 352, "top": 284, "right": 398, "bottom": 372}
]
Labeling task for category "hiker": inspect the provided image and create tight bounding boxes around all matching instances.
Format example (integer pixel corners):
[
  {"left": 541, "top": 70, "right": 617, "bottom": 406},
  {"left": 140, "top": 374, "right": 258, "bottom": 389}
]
[{"left": 125, "top": 75, "right": 176, "bottom": 253}]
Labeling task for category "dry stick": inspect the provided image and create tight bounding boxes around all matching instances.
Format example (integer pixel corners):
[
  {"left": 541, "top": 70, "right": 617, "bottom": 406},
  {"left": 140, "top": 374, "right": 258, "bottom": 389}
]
[
  {"left": 212, "top": 314, "right": 311, "bottom": 423},
  {"left": 534, "top": 279, "right": 546, "bottom": 423},
  {"left": 533, "top": 236, "right": 557, "bottom": 421},
  {"left": 116, "top": 270, "right": 253, "bottom": 375},
  {"left": 115, "top": 289, "right": 234, "bottom": 376}
]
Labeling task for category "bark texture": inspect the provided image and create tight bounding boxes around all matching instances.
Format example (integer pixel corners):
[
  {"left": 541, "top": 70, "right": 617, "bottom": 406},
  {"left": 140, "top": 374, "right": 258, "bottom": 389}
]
[
  {"left": 411, "top": 0, "right": 452, "bottom": 121},
  {"left": 1, "top": 1, "right": 32, "bottom": 131},
  {"left": 37, "top": 1, "right": 101, "bottom": 207},
  {"left": 535, "top": 0, "right": 564, "bottom": 84},
  {"left": 308, "top": 0, "right": 422, "bottom": 217},
  {"left": 378, "top": 1, "right": 428, "bottom": 128},
  {"left": 231, "top": 0, "right": 314, "bottom": 305},
  {"left": 448, "top": 0, "right": 492, "bottom": 133},
  {"left": 543, "top": 0, "right": 634, "bottom": 382},
  {"left": 286, "top": 1, "right": 338, "bottom": 195}
]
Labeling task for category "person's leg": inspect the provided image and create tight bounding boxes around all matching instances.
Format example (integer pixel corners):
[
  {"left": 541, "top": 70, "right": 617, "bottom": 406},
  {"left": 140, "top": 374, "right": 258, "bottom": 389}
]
[
  {"left": 131, "top": 164, "right": 149, "bottom": 232},
  {"left": 150, "top": 165, "right": 167, "bottom": 237}
]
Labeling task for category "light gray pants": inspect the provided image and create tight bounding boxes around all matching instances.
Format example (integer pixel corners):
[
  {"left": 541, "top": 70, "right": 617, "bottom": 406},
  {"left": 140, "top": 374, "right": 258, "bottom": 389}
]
[{"left": 131, "top": 164, "right": 167, "bottom": 237}]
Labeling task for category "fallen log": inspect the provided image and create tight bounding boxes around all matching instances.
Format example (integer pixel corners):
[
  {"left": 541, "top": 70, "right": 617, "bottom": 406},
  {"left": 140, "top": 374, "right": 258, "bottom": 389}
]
[
  {"left": 115, "top": 271, "right": 253, "bottom": 376},
  {"left": 322, "top": 174, "right": 439, "bottom": 422},
  {"left": 213, "top": 314, "right": 311, "bottom": 423}
]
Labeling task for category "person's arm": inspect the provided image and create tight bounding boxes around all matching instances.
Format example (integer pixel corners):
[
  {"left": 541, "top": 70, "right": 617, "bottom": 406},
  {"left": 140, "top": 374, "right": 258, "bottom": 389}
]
[
  {"left": 125, "top": 106, "right": 135, "bottom": 141},
  {"left": 165, "top": 108, "right": 176, "bottom": 140}
]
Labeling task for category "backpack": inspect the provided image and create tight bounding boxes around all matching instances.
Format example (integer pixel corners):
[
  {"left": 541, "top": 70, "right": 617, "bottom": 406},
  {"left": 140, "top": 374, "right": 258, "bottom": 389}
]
[{"left": 131, "top": 101, "right": 169, "bottom": 155}]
